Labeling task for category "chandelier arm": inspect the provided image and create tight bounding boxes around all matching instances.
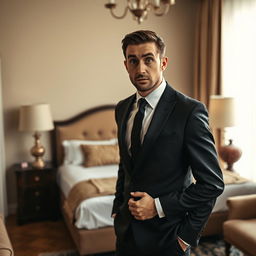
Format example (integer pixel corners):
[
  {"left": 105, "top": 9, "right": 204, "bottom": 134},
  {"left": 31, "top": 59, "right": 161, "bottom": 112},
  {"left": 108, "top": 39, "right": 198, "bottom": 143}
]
[
  {"left": 153, "top": 3, "right": 170, "bottom": 17},
  {"left": 110, "top": 6, "right": 129, "bottom": 19}
]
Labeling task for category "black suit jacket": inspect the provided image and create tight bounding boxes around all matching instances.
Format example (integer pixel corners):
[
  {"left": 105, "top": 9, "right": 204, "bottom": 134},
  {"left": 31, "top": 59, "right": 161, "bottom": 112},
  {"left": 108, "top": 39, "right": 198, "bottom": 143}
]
[{"left": 112, "top": 84, "right": 224, "bottom": 253}]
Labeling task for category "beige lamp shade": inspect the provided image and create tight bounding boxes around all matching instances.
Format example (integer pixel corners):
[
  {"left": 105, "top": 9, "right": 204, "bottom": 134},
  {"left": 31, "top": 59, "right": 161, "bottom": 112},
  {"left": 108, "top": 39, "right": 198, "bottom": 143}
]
[
  {"left": 19, "top": 103, "right": 54, "bottom": 132},
  {"left": 209, "top": 96, "right": 236, "bottom": 128}
]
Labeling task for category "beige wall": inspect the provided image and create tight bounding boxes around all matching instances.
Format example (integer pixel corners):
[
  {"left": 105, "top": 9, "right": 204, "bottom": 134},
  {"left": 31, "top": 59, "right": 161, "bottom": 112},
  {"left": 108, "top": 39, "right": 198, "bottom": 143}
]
[{"left": 0, "top": 0, "right": 199, "bottom": 210}]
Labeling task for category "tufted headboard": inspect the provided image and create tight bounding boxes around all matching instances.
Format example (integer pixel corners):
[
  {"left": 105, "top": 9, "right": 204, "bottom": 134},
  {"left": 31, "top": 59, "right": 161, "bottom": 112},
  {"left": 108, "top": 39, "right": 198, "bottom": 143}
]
[{"left": 52, "top": 105, "right": 117, "bottom": 166}]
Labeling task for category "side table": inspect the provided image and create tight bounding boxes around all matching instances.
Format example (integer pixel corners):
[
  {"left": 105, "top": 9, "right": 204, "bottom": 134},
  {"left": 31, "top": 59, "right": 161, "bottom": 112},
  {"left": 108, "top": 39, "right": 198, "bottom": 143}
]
[{"left": 14, "top": 162, "right": 59, "bottom": 225}]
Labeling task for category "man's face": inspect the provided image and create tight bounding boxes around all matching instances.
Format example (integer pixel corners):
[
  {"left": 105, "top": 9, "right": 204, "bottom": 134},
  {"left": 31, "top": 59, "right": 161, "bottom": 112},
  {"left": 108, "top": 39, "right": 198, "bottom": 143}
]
[{"left": 124, "top": 42, "right": 168, "bottom": 96}]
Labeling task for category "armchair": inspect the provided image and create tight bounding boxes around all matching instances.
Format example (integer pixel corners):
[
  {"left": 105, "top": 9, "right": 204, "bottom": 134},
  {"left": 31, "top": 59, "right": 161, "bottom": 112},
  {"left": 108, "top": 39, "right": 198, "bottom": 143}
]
[
  {"left": 0, "top": 215, "right": 13, "bottom": 256},
  {"left": 223, "top": 194, "right": 256, "bottom": 256}
]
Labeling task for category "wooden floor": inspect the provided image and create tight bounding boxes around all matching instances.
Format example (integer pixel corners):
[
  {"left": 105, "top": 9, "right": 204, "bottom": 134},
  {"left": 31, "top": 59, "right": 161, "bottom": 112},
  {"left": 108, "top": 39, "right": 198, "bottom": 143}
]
[{"left": 5, "top": 215, "right": 76, "bottom": 256}]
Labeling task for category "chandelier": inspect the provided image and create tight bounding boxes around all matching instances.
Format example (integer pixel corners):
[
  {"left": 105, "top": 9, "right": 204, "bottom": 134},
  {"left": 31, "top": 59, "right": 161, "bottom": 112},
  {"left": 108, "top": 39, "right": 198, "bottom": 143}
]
[{"left": 105, "top": 0, "right": 176, "bottom": 24}]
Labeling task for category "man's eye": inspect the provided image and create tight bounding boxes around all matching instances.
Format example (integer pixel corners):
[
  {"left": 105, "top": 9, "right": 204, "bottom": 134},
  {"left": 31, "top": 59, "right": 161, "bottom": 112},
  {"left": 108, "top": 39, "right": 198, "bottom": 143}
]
[
  {"left": 145, "top": 57, "right": 154, "bottom": 64},
  {"left": 129, "top": 59, "right": 138, "bottom": 65}
]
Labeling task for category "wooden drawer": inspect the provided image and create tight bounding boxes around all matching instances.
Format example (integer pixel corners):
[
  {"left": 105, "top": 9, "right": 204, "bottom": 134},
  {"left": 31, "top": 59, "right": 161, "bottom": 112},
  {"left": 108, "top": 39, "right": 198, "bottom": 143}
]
[
  {"left": 20, "top": 200, "right": 48, "bottom": 217},
  {"left": 18, "top": 187, "right": 51, "bottom": 213},
  {"left": 17, "top": 171, "right": 54, "bottom": 187}
]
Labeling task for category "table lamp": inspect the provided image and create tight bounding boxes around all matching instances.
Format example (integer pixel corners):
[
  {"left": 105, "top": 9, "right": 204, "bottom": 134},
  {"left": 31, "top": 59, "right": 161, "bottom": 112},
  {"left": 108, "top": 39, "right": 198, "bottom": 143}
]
[
  {"left": 209, "top": 95, "right": 242, "bottom": 171},
  {"left": 18, "top": 103, "right": 54, "bottom": 169}
]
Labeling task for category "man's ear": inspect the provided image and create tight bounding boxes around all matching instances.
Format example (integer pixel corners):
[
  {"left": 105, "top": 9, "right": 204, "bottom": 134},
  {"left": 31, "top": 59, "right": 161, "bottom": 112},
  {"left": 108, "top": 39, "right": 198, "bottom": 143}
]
[
  {"left": 124, "top": 60, "right": 128, "bottom": 71},
  {"left": 161, "top": 56, "right": 168, "bottom": 71}
]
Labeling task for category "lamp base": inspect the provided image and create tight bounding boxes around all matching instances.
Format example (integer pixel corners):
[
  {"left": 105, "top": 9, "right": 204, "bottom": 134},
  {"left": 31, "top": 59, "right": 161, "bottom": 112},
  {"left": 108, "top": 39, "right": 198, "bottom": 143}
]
[
  {"left": 219, "top": 139, "right": 242, "bottom": 171},
  {"left": 32, "top": 158, "right": 45, "bottom": 169},
  {"left": 30, "top": 132, "right": 46, "bottom": 169}
]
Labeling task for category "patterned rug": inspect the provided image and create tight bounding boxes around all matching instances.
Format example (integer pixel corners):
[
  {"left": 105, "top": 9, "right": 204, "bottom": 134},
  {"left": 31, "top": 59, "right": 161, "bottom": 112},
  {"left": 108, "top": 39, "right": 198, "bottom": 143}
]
[{"left": 38, "top": 238, "right": 243, "bottom": 256}]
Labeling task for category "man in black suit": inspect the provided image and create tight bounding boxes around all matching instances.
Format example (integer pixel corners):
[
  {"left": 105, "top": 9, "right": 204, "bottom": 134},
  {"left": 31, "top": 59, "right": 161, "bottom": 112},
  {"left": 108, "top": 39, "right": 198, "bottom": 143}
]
[{"left": 112, "top": 30, "right": 224, "bottom": 256}]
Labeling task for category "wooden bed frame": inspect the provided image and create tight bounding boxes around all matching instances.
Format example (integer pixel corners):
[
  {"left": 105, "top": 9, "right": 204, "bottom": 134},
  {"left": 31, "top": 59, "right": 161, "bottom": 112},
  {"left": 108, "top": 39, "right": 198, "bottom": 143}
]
[
  {"left": 52, "top": 105, "right": 117, "bottom": 255},
  {"left": 51, "top": 104, "right": 228, "bottom": 255}
]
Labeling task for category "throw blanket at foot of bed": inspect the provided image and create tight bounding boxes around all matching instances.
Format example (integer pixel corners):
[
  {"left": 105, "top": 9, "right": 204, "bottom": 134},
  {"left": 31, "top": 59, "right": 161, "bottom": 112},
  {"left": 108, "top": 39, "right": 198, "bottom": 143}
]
[
  {"left": 67, "top": 177, "right": 117, "bottom": 218},
  {"left": 222, "top": 170, "right": 249, "bottom": 184},
  {"left": 192, "top": 170, "right": 249, "bottom": 185}
]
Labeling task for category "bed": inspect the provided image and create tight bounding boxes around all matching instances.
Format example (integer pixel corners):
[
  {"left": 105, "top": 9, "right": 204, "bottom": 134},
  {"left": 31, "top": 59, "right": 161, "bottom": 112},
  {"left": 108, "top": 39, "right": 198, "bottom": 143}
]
[{"left": 52, "top": 104, "right": 256, "bottom": 255}]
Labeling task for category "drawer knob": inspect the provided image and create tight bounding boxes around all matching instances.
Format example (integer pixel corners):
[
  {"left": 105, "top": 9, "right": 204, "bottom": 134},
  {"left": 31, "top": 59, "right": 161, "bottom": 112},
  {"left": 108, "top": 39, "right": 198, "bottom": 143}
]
[
  {"left": 34, "top": 176, "right": 40, "bottom": 182},
  {"left": 35, "top": 191, "right": 40, "bottom": 196}
]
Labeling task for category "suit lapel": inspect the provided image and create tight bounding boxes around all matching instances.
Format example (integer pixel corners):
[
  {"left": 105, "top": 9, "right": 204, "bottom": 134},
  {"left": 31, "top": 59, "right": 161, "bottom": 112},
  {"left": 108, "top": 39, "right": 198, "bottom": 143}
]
[
  {"left": 133, "top": 85, "right": 177, "bottom": 172},
  {"left": 119, "top": 94, "right": 136, "bottom": 171}
]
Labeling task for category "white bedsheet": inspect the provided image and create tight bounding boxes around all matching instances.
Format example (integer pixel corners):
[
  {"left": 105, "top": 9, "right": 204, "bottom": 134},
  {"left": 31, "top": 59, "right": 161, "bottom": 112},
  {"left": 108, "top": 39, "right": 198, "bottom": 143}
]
[
  {"left": 57, "top": 164, "right": 118, "bottom": 229},
  {"left": 212, "top": 181, "right": 256, "bottom": 212},
  {"left": 57, "top": 164, "right": 118, "bottom": 197},
  {"left": 57, "top": 165, "right": 256, "bottom": 229}
]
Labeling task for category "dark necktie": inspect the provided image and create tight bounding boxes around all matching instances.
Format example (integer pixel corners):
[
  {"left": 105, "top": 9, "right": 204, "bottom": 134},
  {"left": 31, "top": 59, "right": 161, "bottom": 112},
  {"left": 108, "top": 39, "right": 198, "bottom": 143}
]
[{"left": 131, "top": 98, "right": 147, "bottom": 163}]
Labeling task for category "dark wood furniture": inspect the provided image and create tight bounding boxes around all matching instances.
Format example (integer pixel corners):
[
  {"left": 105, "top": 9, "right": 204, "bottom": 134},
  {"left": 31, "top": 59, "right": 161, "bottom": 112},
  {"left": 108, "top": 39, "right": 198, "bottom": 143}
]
[{"left": 14, "top": 162, "right": 59, "bottom": 225}]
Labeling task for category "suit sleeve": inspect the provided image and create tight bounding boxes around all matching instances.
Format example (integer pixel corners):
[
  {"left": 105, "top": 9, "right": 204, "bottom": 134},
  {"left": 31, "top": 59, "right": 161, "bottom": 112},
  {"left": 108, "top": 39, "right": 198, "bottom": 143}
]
[
  {"left": 112, "top": 104, "right": 125, "bottom": 215},
  {"left": 159, "top": 102, "right": 224, "bottom": 246},
  {"left": 112, "top": 161, "right": 125, "bottom": 215}
]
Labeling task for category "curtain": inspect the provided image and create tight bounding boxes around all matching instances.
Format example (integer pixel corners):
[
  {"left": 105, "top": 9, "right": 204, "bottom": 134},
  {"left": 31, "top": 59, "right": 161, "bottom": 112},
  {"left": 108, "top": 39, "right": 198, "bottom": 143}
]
[
  {"left": 194, "top": 0, "right": 222, "bottom": 150},
  {"left": 222, "top": 0, "right": 256, "bottom": 180},
  {"left": 194, "top": 0, "right": 222, "bottom": 108},
  {"left": 0, "top": 59, "right": 7, "bottom": 216}
]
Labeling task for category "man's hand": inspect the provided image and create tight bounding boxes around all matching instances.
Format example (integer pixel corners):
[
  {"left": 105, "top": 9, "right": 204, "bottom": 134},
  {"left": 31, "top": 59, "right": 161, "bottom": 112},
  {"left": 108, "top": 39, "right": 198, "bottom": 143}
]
[
  {"left": 111, "top": 213, "right": 117, "bottom": 219},
  {"left": 128, "top": 192, "right": 157, "bottom": 220}
]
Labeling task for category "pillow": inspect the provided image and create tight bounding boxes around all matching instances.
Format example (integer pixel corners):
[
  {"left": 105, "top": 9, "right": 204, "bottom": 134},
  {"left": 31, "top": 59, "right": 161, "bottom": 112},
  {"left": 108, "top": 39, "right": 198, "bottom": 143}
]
[
  {"left": 62, "top": 138, "right": 118, "bottom": 165},
  {"left": 80, "top": 144, "right": 120, "bottom": 167}
]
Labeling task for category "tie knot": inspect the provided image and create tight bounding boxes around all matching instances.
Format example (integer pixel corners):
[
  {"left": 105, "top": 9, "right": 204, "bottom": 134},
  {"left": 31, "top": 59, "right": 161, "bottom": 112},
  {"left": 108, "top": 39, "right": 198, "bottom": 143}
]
[{"left": 138, "top": 98, "right": 147, "bottom": 111}]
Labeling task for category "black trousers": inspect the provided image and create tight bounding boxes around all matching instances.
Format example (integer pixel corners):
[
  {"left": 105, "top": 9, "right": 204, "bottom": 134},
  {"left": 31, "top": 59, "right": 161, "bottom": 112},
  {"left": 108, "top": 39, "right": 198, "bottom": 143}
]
[{"left": 115, "top": 226, "right": 191, "bottom": 256}]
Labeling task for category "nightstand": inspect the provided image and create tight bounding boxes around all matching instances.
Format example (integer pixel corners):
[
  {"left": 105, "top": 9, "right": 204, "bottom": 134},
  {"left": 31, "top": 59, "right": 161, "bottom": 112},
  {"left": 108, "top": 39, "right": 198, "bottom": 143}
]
[{"left": 14, "top": 162, "right": 59, "bottom": 225}]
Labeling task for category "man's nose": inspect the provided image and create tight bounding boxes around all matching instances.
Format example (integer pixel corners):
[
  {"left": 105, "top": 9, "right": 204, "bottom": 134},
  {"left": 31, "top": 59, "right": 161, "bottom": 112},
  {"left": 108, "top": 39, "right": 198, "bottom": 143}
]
[{"left": 137, "top": 61, "right": 146, "bottom": 74}]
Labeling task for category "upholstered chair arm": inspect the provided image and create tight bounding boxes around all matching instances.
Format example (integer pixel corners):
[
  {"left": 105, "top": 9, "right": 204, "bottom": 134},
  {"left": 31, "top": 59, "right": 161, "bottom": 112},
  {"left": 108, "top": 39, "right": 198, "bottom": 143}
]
[
  {"left": 227, "top": 194, "right": 256, "bottom": 220},
  {"left": 0, "top": 215, "right": 13, "bottom": 256}
]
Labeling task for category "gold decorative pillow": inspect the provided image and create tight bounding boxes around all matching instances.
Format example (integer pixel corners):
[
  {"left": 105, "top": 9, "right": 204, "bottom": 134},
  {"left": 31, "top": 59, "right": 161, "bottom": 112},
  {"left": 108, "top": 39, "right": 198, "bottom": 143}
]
[{"left": 80, "top": 144, "right": 120, "bottom": 167}]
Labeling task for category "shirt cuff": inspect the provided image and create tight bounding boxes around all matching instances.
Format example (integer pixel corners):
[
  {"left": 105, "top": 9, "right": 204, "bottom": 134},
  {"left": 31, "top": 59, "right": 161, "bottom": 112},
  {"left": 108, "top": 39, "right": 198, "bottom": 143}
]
[
  {"left": 154, "top": 198, "right": 165, "bottom": 218},
  {"left": 178, "top": 237, "right": 190, "bottom": 247}
]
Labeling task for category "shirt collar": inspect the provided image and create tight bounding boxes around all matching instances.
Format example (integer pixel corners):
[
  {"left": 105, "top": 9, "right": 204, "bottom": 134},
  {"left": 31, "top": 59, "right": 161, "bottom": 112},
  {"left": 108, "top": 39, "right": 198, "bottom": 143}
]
[{"left": 136, "top": 79, "right": 166, "bottom": 109}]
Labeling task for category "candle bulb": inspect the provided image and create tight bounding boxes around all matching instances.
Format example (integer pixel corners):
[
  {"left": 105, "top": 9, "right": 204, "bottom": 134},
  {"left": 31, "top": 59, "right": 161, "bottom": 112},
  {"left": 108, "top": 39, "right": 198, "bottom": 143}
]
[
  {"left": 131, "top": 1, "right": 137, "bottom": 9},
  {"left": 155, "top": 0, "right": 160, "bottom": 7}
]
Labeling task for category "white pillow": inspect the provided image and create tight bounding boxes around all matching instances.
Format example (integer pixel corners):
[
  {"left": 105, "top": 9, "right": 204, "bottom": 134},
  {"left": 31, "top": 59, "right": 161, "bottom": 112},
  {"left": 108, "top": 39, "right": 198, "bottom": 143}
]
[{"left": 62, "top": 138, "right": 118, "bottom": 165}]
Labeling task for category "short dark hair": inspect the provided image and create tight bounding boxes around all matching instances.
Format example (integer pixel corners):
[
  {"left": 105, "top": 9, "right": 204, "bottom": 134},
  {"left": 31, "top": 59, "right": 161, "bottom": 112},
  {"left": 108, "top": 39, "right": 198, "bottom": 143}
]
[{"left": 122, "top": 30, "right": 166, "bottom": 58}]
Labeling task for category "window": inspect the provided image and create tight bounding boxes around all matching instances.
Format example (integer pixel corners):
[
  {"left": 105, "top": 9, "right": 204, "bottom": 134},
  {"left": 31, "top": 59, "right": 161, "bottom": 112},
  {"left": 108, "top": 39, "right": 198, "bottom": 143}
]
[{"left": 222, "top": 0, "right": 256, "bottom": 180}]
